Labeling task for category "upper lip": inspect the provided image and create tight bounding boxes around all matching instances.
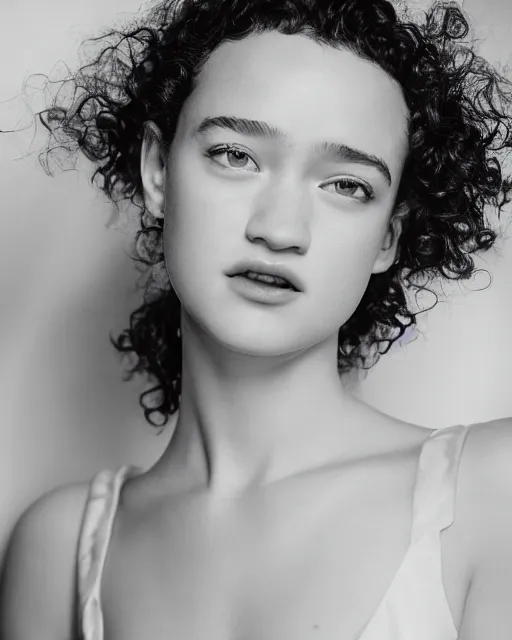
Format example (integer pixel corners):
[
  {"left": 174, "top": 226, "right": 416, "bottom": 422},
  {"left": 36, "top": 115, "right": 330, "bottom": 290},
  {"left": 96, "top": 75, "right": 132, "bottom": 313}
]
[{"left": 226, "top": 259, "right": 304, "bottom": 292}]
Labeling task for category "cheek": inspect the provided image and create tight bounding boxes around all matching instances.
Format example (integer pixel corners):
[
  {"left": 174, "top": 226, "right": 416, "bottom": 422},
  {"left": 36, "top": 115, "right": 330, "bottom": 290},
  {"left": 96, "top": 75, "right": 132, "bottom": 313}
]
[
  {"left": 310, "top": 222, "right": 387, "bottom": 317},
  {"left": 164, "top": 147, "right": 254, "bottom": 252},
  {"left": 162, "top": 198, "right": 208, "bottom": 300},
  {"left": 161, "top": 165, "right": 235, "bottom": 301}
]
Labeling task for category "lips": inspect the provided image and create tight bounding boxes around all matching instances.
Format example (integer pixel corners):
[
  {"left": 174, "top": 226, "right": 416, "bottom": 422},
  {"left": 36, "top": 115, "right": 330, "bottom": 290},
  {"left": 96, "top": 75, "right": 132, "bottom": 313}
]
[
  {"left": 226, "top": 259, "right": 304, "bottom": 293},
  {"left": 237, "top": 271, "right": 297, "bottom": 290}
]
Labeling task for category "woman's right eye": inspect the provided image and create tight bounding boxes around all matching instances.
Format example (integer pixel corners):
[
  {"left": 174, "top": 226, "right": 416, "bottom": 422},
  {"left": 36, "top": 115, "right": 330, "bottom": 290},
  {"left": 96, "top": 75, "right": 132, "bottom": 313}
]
[{"left": 205, "top": 145, "right": 259, "bottom": 172}]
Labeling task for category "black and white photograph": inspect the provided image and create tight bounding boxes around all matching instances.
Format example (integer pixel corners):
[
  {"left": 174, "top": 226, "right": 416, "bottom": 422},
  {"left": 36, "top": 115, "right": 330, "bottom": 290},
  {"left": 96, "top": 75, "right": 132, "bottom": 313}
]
[{"left": 1, "top": 0, "right": 512, "bottom": 638}]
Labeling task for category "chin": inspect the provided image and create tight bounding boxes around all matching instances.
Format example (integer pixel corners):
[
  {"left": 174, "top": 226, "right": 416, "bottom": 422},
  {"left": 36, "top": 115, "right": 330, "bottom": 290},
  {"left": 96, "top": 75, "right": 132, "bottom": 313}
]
[
  {"left": 195, "top": 311, "right": 337, "bottom": 360},
  {"left": 213, "top": 319, "right": 308, "bottom": 356}
]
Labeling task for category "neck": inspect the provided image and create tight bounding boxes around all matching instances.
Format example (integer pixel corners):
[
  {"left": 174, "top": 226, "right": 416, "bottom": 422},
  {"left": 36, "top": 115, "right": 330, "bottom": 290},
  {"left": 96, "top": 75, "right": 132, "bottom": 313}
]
[{"left": 157, "top": 310, "right": 367, "bottom": 496}]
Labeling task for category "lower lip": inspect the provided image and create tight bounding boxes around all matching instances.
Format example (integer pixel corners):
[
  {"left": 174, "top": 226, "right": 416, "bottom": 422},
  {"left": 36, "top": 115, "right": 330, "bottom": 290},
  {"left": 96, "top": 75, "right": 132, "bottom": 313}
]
[{"left": 227, "top": 275, "right": 300, "bottom": 305}]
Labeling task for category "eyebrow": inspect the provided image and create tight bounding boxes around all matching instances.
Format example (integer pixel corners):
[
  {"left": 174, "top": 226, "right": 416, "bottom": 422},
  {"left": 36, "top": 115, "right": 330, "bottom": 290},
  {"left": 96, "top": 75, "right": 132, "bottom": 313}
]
[{"left": 196, "top": 115, "right": 392, "bottom": 186}]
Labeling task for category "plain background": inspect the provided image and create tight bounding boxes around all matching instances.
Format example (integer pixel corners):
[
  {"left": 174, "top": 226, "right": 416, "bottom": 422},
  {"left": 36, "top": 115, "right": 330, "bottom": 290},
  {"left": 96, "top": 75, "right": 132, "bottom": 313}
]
[{"left": 1, "top": 0, "right": 511, "bottom": 568}]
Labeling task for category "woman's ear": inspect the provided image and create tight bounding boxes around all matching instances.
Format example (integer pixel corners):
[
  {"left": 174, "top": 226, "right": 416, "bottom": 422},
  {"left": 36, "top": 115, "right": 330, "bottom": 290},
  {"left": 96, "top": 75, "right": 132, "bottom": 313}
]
[
  {"left": 140, "top": 121, "right": 166, "bottom": 219},
  {"left": 371, "top": 202, "right": 409, "bottom": 275}
]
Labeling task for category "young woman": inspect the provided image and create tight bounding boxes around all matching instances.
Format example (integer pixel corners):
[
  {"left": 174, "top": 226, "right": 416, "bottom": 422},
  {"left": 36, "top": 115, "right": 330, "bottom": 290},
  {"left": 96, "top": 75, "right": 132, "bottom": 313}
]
[{"left": 1, "top": 0, "right": 512, "bottom": 638}]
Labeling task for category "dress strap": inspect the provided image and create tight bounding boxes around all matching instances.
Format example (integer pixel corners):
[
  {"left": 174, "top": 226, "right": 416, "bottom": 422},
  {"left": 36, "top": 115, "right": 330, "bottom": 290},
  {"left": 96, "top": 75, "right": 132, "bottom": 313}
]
[
  {"left": 410, "top": 424, "right": 472, "bottom": 544},
  {"left": 77, "top": 464, "right": 141, "bottom": 640}
]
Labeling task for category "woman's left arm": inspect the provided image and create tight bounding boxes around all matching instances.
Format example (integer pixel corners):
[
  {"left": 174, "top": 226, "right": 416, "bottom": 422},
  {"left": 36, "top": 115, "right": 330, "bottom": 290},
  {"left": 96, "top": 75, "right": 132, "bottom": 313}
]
[{"left": 458, "top": 419, "right": 512, "bottom": 639}]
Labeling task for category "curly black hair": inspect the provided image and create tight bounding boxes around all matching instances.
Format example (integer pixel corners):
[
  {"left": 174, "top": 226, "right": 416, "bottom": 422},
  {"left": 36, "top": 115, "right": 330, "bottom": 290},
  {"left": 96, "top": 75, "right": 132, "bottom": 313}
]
[{"left": 34, "top": 0, "right": 512, "bottom": 428}]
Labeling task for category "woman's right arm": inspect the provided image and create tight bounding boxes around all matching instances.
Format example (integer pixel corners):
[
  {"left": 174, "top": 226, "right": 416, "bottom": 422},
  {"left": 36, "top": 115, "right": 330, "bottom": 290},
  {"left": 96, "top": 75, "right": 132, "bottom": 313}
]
[{"left": 0, "top": 482, "right": 90, "bottom": 640}]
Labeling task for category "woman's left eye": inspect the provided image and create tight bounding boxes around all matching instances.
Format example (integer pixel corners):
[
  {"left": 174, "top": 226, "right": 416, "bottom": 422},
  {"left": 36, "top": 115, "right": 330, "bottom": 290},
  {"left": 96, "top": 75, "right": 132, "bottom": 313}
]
[
  {"left": 323, "top": 178, "right": 374, "bottom": 202},
  {"left": 206, "top": 146, "right": 259, "bottom": 172}
]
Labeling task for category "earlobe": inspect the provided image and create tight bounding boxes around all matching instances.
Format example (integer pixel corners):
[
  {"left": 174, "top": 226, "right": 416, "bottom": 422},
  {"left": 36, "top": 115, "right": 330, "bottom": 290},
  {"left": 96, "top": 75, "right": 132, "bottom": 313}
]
[
  {"left": 140, "top": 121, "right": 166, "bottom": 219},
  {"left": 372, "top": 202, "right": 409, "bottom": 274}
]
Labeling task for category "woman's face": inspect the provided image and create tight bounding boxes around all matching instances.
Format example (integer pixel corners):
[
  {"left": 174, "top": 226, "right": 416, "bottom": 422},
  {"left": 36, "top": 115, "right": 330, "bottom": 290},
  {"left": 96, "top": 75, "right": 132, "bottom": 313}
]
[{"left": 143, "top": 31, "right": 410, "bottom": 357}]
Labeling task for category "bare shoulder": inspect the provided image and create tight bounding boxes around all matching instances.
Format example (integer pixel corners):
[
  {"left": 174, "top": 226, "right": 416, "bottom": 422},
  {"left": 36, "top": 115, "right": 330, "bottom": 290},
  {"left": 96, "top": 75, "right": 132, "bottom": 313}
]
[
  {"left": 461, "top": 417, "right": 512, "bottom": 472},
  {"left": 453, "top": 418, "right": 512, "bottom": 639},
  {"left": 0, "top": 479, "right": 92, "bottom": 640},
  {"left": 451, "top": 418, "right": 512, "bottom": 546},
  {"left": 456, "top": 418, "right": 512, "bottom": 518}
]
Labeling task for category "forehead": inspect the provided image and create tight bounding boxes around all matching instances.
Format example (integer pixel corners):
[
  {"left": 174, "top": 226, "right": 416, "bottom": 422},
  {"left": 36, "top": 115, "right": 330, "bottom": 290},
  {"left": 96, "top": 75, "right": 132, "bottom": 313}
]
[{"left": 185, "top": 31, "right": 409, "bottom": 174}]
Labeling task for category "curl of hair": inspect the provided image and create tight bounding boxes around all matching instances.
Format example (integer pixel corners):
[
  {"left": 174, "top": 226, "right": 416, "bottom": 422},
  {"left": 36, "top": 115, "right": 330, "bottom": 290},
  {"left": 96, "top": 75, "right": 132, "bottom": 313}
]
[{"left": 37, "top": 0, "right": 512, "bottom": 428}]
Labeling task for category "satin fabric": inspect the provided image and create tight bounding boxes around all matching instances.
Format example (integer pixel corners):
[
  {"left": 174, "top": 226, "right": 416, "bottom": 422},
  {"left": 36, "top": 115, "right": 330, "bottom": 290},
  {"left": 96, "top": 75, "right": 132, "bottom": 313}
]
[{"left": 77, "top": 424, "right": 471, "bottom": 640}]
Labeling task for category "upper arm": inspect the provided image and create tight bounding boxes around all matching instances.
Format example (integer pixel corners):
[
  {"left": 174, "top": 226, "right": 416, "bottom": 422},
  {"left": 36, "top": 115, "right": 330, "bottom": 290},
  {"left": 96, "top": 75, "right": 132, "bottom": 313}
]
[
  {"left": 458, "top": 418, "right": 512, "bottom": 640},
  {"left": 0, "top": 481, "right": 90, "bottom": 640}
]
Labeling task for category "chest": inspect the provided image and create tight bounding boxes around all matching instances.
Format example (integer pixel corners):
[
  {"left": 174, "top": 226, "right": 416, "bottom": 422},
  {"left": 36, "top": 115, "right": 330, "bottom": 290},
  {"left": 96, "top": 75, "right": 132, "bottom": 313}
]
[{"left": 99, "top": 462, "right": 470, "bottom": 640}]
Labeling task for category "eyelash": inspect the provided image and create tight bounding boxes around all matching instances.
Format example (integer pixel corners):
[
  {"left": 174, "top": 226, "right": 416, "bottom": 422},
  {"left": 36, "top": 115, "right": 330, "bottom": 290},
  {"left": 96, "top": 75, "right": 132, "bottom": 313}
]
[{"left": 204, "top": 144, "right": 375, "bottom": 202}]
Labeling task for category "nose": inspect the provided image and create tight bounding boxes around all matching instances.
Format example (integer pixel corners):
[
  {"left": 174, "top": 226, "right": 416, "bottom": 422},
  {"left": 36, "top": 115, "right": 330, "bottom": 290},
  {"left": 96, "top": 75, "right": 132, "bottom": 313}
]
[{"left": 245, "top": 176, "right": 312, "bottom": 254}]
